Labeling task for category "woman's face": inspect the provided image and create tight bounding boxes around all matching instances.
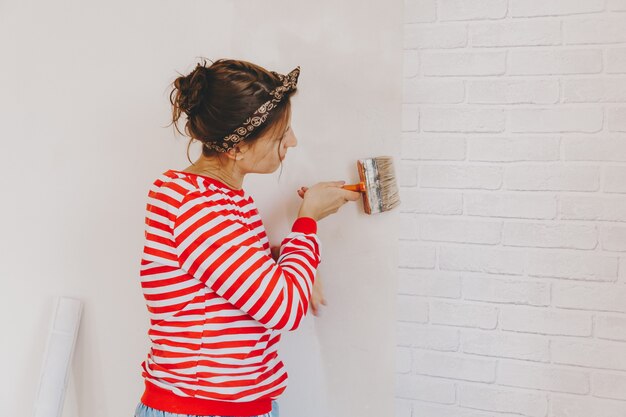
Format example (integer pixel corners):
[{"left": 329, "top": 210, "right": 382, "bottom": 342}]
[{"left": 241, "top": 111, "right": 297, "bottom": 174}]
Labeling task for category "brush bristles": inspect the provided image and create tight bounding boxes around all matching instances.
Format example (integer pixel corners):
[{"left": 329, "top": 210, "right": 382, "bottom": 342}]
[{"left": 373, "top": 156, "right": 401, "bottom": 212}]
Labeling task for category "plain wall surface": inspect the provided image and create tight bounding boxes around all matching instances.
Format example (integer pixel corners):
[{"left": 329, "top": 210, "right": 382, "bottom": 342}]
[
  {"left": 398, "top": 1, "right": 626, "bottom": 416},
  {"left": 0, "top": 1, "right": 402, "bottom": 416}
]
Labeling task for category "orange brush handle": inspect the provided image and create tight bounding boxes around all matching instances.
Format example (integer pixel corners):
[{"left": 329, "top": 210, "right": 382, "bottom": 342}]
[{"left": 342, "top": 183, "right": 366, "bottom": 193}]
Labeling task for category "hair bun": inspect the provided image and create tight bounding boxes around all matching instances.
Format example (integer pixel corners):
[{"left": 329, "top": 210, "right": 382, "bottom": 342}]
[{"left": 179, "top": 63, "right": 210, "bottom": 115}]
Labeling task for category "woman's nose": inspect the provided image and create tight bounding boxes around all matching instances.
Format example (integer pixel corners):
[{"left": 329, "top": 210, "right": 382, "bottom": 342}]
[{"left": 290, "top": 131, "right": 298, "bottom": 147}]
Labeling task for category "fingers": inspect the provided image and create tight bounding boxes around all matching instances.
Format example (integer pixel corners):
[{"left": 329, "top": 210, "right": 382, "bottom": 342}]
[
  {"left": 319, "top": 180, "right": 346, "bottom": 188},
  {"left": 310, "top": 298, "right": 319, "bottom": 316},
  {"left": 303, "top": 180, "right": 353, "bottom": 188},
  {"left": 297, "top": 186, "right": 309, "bottom": 199},
  {"left": 296, "top": 181, "right": 360, "bottom": 204},
  {"left": 310, "top": 296, "right": 327, "bottom": 316},
  {"left": 344, "top": 190, "right": 362, "bottom": 201},
  {"left": 311, "top": 302, "right": 318, "bottom": 317},
  {"left": 311, "top": 273, "right": 325, "bottom": 317}
]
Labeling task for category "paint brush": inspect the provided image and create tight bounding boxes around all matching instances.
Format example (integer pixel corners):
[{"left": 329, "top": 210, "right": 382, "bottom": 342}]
[{"left": 341, "top": 156, "right": 401, "bottom": 215}]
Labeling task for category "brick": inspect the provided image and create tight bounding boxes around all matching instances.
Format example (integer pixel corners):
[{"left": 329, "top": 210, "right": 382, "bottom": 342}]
[
  {"left": 413, "top": 350, "right": 496, "bottom": 382},
  {"left": 527, "top": 251, "right": 618, "bottom": 281},
  {"left": 465, "top": 192, "right": 556, "bottom": 219},
  {"left": 398, "top": 269, "right": 462, "bottom": 298},
  {"left": 605, "top": 166, "right": 626, "bottom": 193},
  {"left": 468, "top": 136, "right": 560, "bottom": 162},
  {"left": 563, "top": 78, "right": 626, "bottom": 103},
  {"left": 439, "top": 0, "right": 507, "bottom": 21},
  {"left": 398, "top": 213, "right": 419, "bottom": 240},
  {"left": 502, "top": 222, "right": 597, "bottom": 249},
  {"left": 601, "top": 225, "right": 626, "bottom": 251},
  {"left": 419, "top": 165, "right": 503, "bottom": 189},
  {"left": 397, "top": 322, "right": 460, "bottom": 351},
  {"left": 560, "top": 195, "right": 626, "bottom": 221},
  {"left": 608, "top": 108, "right": 626, "bottom": 132},
  {"left": 421, "top": 108, "right": 506, "bottom": 132},
  {"left": 402, "top": 104, "right": 419, "bottom": 132},
  {"left": 592, "top": 372, "right": 626, "bottom": 400},
  {"left": 552, "top": 339, "right": 626, "bottom": 370},
  {"left": 468, "top": 80, "right": 559, "bottom": 104},
  {"left": 418, "top": 217, "right": 501, "bottom": 244},
  {"left": 440, "top": 246, "right": 525, "bottom": 275},
  {"left": 404, "top": 24, "right": 467, "bottom": 49},
  {"left": 421, "top": 51, "right": 506, "bottom": 76},
  {"left": 553, "top": 282, "right": 626, "bottom": 313},
  {"left": 399, "top": 241, "right": 436, "bottom": 268},
  {"left": 398, "top": 162, "right": 418, "bottom": 187},
  {"left": 430, "top": 301, "right": 498, "bottom": 329},
  {"left": 399, "top": 188, "right": 463, "bottom": 214},
  {"left": 505, "top": 165, "right": 600, "bottom": 191},
  {"left": 511, "top": 0, "right": 605, "bottom": 17},
  {"left": 396, "top": 374, "right": 455, "bottom": 404},
  {"left": 461, "top": 329, "right": 550, "bottom": 362},
  {"left": 596, "top": 315, "right": 626, "bottom": 341},
  {"left": 401, "top": 135, "right": 466, "bottom": 160},
  {"left": 501, "top": 306, "right": 592, "bottom": 336},
  {"left": 471, "top": 20, "right": 561, "bottom": 47},
  {"left": 463, "top": 276, "right": 550, "bottom": 306},
  {"left": 509, "top": 50, "right": 602, "bottom": 75},
  {"left": 458, "top": 384, "right": 548, "bottom": 417},
  {"left": 608, "top": 48, "right": 626, "bottom": 73},
  {"left": 403, "top": 50, "right": 419, "bottom": 78},
  {"left": 552, "top": 395, "right": 626, "bottom": 417},
  {"left": 403, "top": 78, "right": 465, "bottom": 103},
  {"left": 409, "top": 403, "right": 485, "bottom": 417},
  {"left": 498, "top": 360, "right": 589, "bottom": 394},
  {"left": 565, "top": 17, "right": 626, "bottom": 44},
  {"left": 395, "top": 398, "right": 412, "bottom": 417},
  {"left": 397, "top": 294, "right": 429, "bottom": 323},
  {"left": 563, "top": 135, "right": 626, "bottom": 161},
  {"left": 397, "top": 346, "right": 411, "bottom": 373},
  {"left": 404, "top": 0, "right": 437, "bottom": 23},
  {"left": 510, "top": 108, "right": 603, "bottom": 133}
]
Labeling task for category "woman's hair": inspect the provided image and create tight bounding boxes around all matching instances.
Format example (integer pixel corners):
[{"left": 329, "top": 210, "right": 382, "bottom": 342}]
[{"left": 168, "top": 58, "right": 296, "bottom": 170}]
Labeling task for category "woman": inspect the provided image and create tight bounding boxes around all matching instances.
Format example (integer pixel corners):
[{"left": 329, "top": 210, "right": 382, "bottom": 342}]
[{"left": 134, "top": 58, "right": 361, "bottom": 417}]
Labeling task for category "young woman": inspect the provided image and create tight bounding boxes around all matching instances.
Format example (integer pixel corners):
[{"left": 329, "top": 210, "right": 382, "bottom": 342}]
[{"left": 134, "top": 58, "right": 360, "bottom": 417}]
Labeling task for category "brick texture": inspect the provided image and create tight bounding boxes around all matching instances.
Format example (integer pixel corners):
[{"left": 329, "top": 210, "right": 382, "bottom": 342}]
[{"left": 398, "top": 1, "right": 626, "bottom": 416}]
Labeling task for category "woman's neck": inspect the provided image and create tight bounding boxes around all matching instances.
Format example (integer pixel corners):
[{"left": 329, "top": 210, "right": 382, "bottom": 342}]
[{"left": 183, "top": 158, "right": 244, "bottom": 190}]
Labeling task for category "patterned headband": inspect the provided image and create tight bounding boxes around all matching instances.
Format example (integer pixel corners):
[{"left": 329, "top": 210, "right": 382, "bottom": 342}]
[{"left": 204, "top": 66, "right": 300, "bottom": 153}]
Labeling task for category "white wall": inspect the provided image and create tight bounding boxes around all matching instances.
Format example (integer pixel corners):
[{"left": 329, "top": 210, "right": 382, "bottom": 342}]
[
  {"left": 0, "top": 1, "right": 402, "bottom": 416},
  {"left": 398, "top": 1, "right": 626, "bottom": 416}
]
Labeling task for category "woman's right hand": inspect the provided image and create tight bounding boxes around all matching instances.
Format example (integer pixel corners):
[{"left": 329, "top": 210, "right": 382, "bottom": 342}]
[{"left": 296, "top": 181, "right": 361, "bottom": 222}]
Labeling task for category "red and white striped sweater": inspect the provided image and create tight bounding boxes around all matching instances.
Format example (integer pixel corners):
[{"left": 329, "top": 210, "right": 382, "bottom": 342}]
[{"left": 138, "top": 169, "right": 321, "bottom": 416}]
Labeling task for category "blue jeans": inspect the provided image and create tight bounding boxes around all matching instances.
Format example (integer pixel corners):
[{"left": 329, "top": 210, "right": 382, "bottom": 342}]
[{"left": 134, "top": 400, "right": 279, "bottom": 417}]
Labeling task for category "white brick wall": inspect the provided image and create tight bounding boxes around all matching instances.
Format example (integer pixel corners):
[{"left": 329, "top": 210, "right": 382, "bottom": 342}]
[{"left": 398, "top": 1, "right": 626, "bottom": 416}]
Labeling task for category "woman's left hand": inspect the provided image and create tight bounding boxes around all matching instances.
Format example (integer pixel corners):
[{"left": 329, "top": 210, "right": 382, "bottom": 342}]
[
  {"left": 310, "top": 271, "right": 327, "bottom": 317},
  {"left": 271, "top": 245, "right": 327, "bottom": 316}
]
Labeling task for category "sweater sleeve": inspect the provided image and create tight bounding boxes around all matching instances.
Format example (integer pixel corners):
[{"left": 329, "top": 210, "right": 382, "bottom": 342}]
[{"left": 173, "top": 193, "right": 321, "bottom": 331}]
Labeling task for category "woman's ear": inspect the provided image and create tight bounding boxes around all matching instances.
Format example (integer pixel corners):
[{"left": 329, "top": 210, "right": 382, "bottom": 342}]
[
  {"left": 233, "top": 144, "right": 251, "bottom": 161},
  {"left": 226, "top": 145, "right": 245, "bottom": 161}
]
